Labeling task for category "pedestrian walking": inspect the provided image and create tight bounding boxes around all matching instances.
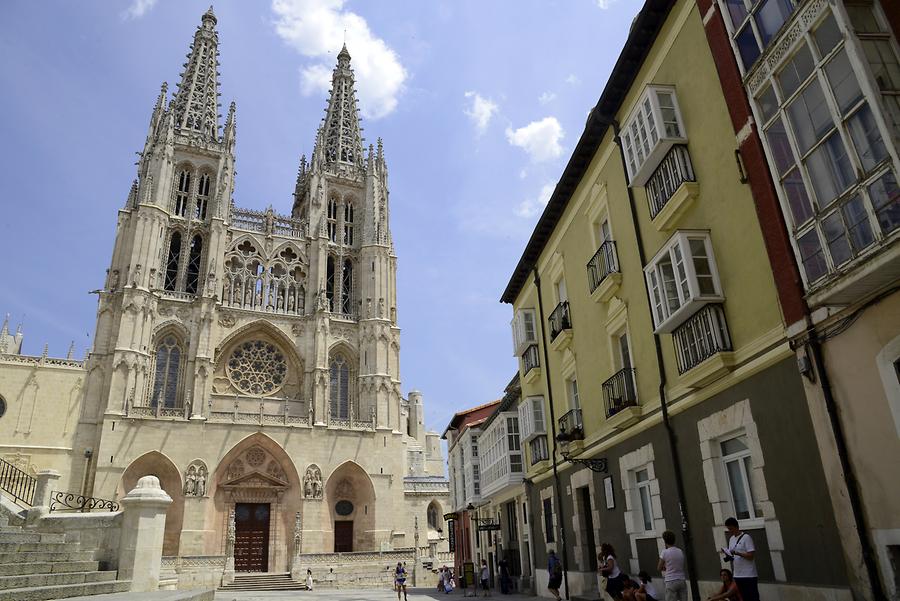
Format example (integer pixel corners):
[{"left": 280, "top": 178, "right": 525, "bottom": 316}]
[
  {"left": 720, "top": 518, "right": 758, "bottom": 601},
  {"left": 599, "top": 543, "right": 626, "bottom": 599},
  {"left": 707, "top": 569, "right": 742, "bottom": 601},
  {"left": 636, "top": 571, "right": 660, "bottom": 601},
  {"left": 547, "top": 549, "right": 563, "bottom": 601},
  {"left": 657, "top": 530, "right": 687, "bottom": 601},
  {"left": 394, "top": 561, "right": 408, "bottom": 601},
  {"left": 306, "top": 568, "right": 313, "bottom": 591},
  {"left": 480, "top": 559, "right": 491, "bottom": 597},
  {"left": 499, "top": 555, "right": 511, "bottom": 594}
]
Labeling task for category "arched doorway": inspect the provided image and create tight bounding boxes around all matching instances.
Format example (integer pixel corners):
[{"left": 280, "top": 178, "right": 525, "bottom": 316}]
[
  {"left": 211, "top": 434, "right": 301, "bottom": 573},
  {"left": 325, "top": 461, "right": 376, "bottom": 552},
  {"left": 119, "top": 451, "right": 184, "bottom": 556}
]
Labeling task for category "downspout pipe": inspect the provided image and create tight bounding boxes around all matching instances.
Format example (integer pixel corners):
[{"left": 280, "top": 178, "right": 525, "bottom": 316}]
[
  {"left": 807, "top": 333, "right": 885, "bottom": 599},
  {"left": 604, "top": 116, "right": 701, "bottom": 601},
  {"left": 533, "top": 266, "right": 571, "bottom": 600}
]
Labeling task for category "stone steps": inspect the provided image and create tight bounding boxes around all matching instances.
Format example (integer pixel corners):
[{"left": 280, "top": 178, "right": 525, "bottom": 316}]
[
  {"left": 0, "top": 570, "right": 117, "bottom": 591},
  {"left": 0, "top": 561, "right": 100, "bottom": 577},
  {"left": 0, "top": 551, "right": 96, "bottom": 564},
  {"left": 0, "top": 516, "right": 128, "bottom": 601},
  {"left": 0, "top": 579, "right": 131, "bottom": 601},
  {"left": 220, "top": 572, "right": 308, "bottom": 591}
]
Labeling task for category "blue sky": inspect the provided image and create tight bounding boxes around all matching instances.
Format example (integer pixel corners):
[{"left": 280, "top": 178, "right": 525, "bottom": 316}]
[{"left": 0, "top": 0, "right": 640, "bottom": 433}]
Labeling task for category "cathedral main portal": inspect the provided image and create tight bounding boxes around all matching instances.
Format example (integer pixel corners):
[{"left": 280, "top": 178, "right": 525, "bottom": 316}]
[{"left": 235, "top": 503, "right": 270, "bottom": 572}]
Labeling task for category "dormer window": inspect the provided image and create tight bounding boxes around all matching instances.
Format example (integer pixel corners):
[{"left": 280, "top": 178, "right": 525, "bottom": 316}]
[
  {"left": 644, "top": 231, "right": 724, "bottom": 333},
  {"left": 622, "top": 86, "right": 687, "bottom": 186}
]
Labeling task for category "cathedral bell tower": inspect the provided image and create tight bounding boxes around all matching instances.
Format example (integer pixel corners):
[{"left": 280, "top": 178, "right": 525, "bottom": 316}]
[
  {"left": 86, "top": 6, "right": 235, "bottom": 427},
  {"left": 292, "top": 44, "right": 401, "bottom": 430}
]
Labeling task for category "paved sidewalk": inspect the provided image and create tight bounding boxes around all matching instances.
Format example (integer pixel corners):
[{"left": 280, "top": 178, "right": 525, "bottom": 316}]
[{"left": 215, "top": 587, "right": 540, "bottom": 601}]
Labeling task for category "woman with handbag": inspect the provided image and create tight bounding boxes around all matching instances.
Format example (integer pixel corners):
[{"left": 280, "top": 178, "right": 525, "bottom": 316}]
[{"left": 599, "top": 543, "right": 626, "bottom": 599}]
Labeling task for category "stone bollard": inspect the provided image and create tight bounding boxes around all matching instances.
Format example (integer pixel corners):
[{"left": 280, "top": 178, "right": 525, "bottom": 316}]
[
  {"left": 26, "top": 469, "right": 61, "bottom": 524},
  {"left": 117, "top": 475, "right": 172, "bottom": 592}
]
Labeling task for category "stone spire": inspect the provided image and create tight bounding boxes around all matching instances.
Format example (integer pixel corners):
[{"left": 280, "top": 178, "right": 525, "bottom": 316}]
[
  {"left": 318, "top": 44, "right": 363, "bottom": 167},
  {"left": 172, "top": 7, "right": 221, "bottom": 142}
]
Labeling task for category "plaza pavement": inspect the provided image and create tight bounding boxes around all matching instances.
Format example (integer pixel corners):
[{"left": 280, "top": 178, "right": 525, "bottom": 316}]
[{"left": 214, "top": 587, "right": 542, "bottom": 601}]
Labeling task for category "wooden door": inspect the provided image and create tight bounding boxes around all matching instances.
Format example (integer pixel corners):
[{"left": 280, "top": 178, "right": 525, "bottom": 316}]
[
  {"left": 334, "top": 521, "right": 353, "bottom": 552},
  {"left": 235, "top": 503, "right": 270, "bottom": 572}
]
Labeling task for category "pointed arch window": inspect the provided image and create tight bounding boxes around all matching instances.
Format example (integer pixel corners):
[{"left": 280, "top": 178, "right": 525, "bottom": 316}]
[
  {"left": 195, "top": 173, "right": 211, "bottom": 220},
  {"left": 329, "top": 354, "right": 352, "bottom": 420},
  {"left": 185, "top": 235, "right": 203, "bottom": 295},
  {"left": 151, "top": 335, "right": 182, "bottom": 408},
  {"left": 164, "top": 232, "right": 182, "bottom": 291},
  {"left": 326, "top": 256, "right": 335, "bottom": 311},
  {"left": 344, "top": 202, "right": 354, "bottom": 245},
  {"left": 341, "top": 259, "right": 353, "bottom": 315},
  {"left": 327, "top": 198, "right": 338, "bottom": 243},
  {"left": 174, "top": 170, "right": 191, "bottom": 217}
]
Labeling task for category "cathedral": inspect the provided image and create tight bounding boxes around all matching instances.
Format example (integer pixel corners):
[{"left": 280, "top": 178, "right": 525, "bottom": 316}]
[{"left": 0, "top": 6, "right": 448, "bottom": 577}]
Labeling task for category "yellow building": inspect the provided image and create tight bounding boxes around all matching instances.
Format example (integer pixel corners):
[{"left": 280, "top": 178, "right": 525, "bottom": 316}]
[{"left": 500, "top": 0, "right": 851, "bottom": 598}]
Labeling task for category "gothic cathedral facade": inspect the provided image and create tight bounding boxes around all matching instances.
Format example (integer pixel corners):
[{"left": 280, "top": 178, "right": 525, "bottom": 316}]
[{"left": 0, "top": 7, "right": 448, "bottom": 575}]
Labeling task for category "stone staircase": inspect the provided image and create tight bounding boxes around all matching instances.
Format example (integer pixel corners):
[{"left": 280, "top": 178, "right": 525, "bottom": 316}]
[
  {"left": 0, "top": 516, "right": 130, "bottom": 600},
  {"left": 219, "top": 572, "right": 307, "bottom": 592}
]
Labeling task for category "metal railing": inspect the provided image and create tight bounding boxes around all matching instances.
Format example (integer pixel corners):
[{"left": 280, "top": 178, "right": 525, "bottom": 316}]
[
  {"left": 646, "top": 144, "right": 695, "bottom": 219},
  {"left": 557, "top": 408, "right": 584, "bottom": 441},
  {"left": 522, "top": 344, "right": 540, "bottom": 375},
  {"left": 0, "top": 457, "right": 36, "bottom": 507},
  {"left": 673, "top": 304, "right": 732, "bottom": 374},
  {"left": 49, "top": 491, "right": 119, "bottom": 513},
  {"left": 603, "top": 368, "right": 638, "bottom": 418},
  {"left": 548, "top": 301, "right": 572, "bottom": 341},
  {"left": 529, "top": 435, "right": 550, "bottom": 465},
  {"left": 587, "top": 240, "right": 620, "bottom": 293}
]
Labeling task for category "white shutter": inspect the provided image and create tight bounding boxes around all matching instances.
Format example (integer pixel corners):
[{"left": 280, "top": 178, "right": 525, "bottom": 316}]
[{"left": 518, "top": 401, "right": 533, "bottom": 441}]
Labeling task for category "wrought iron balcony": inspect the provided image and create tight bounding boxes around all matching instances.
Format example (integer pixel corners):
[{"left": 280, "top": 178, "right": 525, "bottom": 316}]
[
  {"left": 646, "top": 145, "right": 695, "bottom": 219},
  {"left": 522, "top": 344, "right": 540, "bottom": 375},
  {"left": 529, "top": 435, "right": 550, "bottom": 465},
  {"left": 673, "top": 304, "right": 732, "bottom": 374},
  {"left": 557, "top": 408, "right": 584, "bottom": 442},
  {"left": 603, "top": 368, "right": 638, "bottom": 418},
  {"left": 548, "top": 301, "right": 572, "bottom": 341},
  {"left": 587, "top": 240, "right": 620, "bottom": 293}
]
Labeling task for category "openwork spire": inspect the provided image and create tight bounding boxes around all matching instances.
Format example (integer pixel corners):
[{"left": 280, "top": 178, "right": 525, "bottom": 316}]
[
  {"left": 320, "top": 44, "right": 363, "bottom": 166},
  {"left": 172, "top": 7, "right": 221, "bottom": 141}
]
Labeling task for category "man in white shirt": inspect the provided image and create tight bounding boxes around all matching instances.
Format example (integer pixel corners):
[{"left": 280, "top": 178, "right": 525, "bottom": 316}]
[
  {"left": 657, "top": 530, "right": 687, "bottom": 601},
  {"left": 721, "top": 517, "right": 758, "bottom": 601}
]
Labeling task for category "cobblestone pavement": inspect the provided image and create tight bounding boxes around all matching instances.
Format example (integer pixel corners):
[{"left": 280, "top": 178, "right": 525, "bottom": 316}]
[{"left": 215, "top": 587, "right": 540, "bottom": 601}]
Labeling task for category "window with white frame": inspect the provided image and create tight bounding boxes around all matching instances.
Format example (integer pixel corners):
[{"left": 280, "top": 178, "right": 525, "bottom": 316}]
[
  {"left": 507, "top": 416, "right": 522, "bottom": 473},
  {"left": 644, "top": 231, "right": 724, "bottom": 332},
  {"left": 621, "top": 85, "right": 688, "bottom": 185},
  {"left": 567, "top": 378, "right": 580, "bottom": 410},
  {"left": 511, "top": 309, "right": 538, "bottom": 356},
  {"left": 634, "top": 468, "right": 654, "bottom": 533},
  {"left": 518, "top": 396, "right": 546, "bottom": 441},
  {"left": 739, "top": 5, "right": 900, "bottom": 287},
  {"left": 720, "top": 435, "right": 762, "bottom": 521}
]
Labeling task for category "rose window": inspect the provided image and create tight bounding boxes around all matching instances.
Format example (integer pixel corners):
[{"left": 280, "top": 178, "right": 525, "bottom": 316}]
[{"left": 225, "top": 340, "right": 288, "bottom": 396}]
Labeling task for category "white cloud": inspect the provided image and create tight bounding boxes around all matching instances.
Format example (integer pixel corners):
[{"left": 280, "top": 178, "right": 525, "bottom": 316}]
[
  {"left": 538, "top": 91, "right": 556, "bottom": 105},
  {"left": 122, "top": 0, "right": 157, "bottom": 20},
  {"left": 463, "top": 91, "right": 499, "bottom": 134},
  {"left": 271, "top": 0, "right": 407, "bottom": 119},
  {"left": 565, "top": 73, "right": 581, "bottom": 85},
  {"left": 516, "top": 182, "right": 556, "bottom": 218},
  {"left": 519, "top": 169, "right": 528, "bottom": 180},
  {"left": 596, "top": 0, "right": 620, "bottom": 8},
  {"left": 505, "top": 117, "right": 565, "bottom": 163}
]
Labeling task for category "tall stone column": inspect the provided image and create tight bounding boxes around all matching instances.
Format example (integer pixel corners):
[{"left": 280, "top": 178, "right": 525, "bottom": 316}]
[{"left": 118, "top": 475, "right": 173, "bottom": 592}]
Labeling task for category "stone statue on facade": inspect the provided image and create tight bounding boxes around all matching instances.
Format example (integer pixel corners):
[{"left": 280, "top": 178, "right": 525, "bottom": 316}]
[
  {"left": 303, "top": 465, "right": 323, "bottom": 499},
  {"left": 184, "top": 465, "right": 197, "bottom": 496},
  {"left": 195, "top": 466, "right": 207, "bottom": 497},
  {"left": 184, "top": 461, "right": 208, "bottom": 497}
]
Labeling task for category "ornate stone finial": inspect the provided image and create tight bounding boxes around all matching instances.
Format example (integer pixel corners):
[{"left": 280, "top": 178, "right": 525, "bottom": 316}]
[
  {"left": 317, "top": 43, "right": 362, "bottom": 166},
  {"left": 66, "top": 341, "right": 75, "bottom": 360},
  {"left": 42, "top": 343, "right": 49, "bottom": 358},
  {"left": 0, "top": 314, "right": 8, "bottom": 338},
  {"left": 172, "top": 7, "right": 221, "bottom": 142}
]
